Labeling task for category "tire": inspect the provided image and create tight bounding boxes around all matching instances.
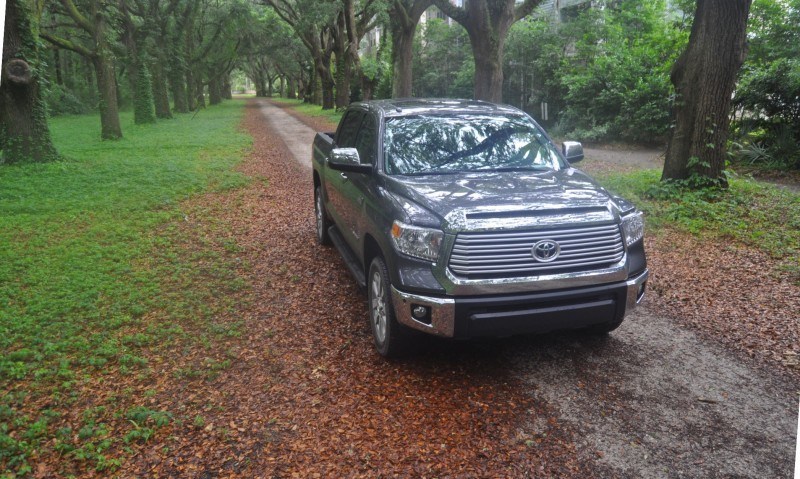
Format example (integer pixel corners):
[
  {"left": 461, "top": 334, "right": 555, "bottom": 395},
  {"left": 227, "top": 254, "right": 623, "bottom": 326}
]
[
  {"left": 368, "top": 256, "right": 410, "bottom": 357},
  {"left": 314, "top": 185, "right": 332, "bottom": 246}
]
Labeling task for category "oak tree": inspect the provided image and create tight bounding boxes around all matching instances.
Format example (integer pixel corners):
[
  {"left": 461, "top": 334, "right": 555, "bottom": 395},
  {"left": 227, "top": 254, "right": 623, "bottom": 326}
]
[
  {"left": 662, "top": 0, "right": 753, "bottom": 186},
  {"left": 0, "top": 0, "right": 59, "bottom": 163},
  {"left": 432, "top": 0, "right": 543, "bottom": 102}
]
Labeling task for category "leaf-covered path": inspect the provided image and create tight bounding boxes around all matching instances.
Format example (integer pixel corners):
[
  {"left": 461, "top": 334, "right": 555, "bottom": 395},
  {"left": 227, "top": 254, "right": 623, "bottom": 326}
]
[
  {"left": 119, "top": 99, "right": 597, "bottom": 477},
  {"left": 119, "top": 98, "right": 796, "bottom": 478}
]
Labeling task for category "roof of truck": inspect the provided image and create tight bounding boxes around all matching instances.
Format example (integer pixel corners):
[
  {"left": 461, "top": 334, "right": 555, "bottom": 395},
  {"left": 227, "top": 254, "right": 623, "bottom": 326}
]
[{"left": 353, "top": 98, "right": 522, "bottom": 118}]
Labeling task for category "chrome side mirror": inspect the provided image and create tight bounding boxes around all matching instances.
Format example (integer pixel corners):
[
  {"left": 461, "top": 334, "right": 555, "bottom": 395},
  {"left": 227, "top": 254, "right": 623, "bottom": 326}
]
[
  {"left": 562, "top": 141, "right": 584, "bottom": 163},
  {"left": 330, "top": 147, "right": 361, "bottom": 167}
]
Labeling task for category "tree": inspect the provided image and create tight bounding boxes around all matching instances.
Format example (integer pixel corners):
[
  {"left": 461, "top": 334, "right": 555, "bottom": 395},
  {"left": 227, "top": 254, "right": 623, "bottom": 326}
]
[
  {"left": 731, "top": 0, "right": 800, "bottom": 170},
  {"left": 388, "top": 0, "right": 432, "bottom": 97},
  {"left": 41, "top": 0, "right": 123, "bottom": 140},
  {"left": 662, "top": 0, "right": 753, "bottom": 186},
  {"left": 432, "top": 0, "right": 543, "bottom": 102},
  {"left": 264, "top": 0, "right": 339, "bottom": 109},
  {"left": 0, "top": 0, "right": 59, "bottom": 163},
  {"left": 412, "top": 18, "right": 473, "bottom": 98}
]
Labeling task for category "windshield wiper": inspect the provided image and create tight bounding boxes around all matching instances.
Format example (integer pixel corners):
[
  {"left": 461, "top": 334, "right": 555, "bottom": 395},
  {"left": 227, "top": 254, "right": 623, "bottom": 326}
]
[
  {"left": 480, "top": 166, "right": 550, "bottom": 172},
  {"left": 435, "top": 127, "right": 524, "bottom": 168}
]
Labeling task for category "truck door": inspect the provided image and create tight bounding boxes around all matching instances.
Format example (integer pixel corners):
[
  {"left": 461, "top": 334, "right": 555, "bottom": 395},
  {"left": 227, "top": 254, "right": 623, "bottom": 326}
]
[
  {"left": 345, "top": 114, "right": 379, "bottom": 252},
  {"left": 324, "top": 110, "right": 363, "bottom": 235}
]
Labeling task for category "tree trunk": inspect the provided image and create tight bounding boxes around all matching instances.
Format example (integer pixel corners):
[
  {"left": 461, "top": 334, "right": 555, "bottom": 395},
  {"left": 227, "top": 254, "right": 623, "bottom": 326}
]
[
  {"left": 209, "top": 77, "right": 222, "bottom": 105},
  {"left": 316, "top": 53, "right": 335, "bottom": 109},
  {"left": 662, "top": 0, "right": 753, "bottom": 187},
  {"left": 133, "top": 59, "right": 157, "bottom": 124},
  {"left": 92, "top": 53, "right": 123, "bottom": 139},
  {"left": 389, "top": 0, "right": 433, "bottom": 98},
  {"left": 222, "top": 76, "right": 232, "bottom": 100},
  {"left": 0, "top": 0, "right": 59, "bottom": 163},
  {"left": 391, "top": 23, "right": 417, "bottom": 98},
  {"left": 432, "top": 0, "right": 542, "bottom": 103},
  {"left": 53, "top": 46, "right": 63, "bottom": 85},
  {"left": 468, "top": 33, "right": 504, "bottom": 103},
  {"left": 92, "top": 0, "right": 123, "bottom": 139},
  {"left": 334, "top": 51, "right": 350, "bottom": 109},
  {"left": 185, "top": 69, "right": 197, "bottom": 110},
  {"left": 151, "top": 62, "right": 172, "bottom": 119},
  {"left": 195, "top": 80, "right": 206, "bottom": 108},
  {"left": 169, "top": 65, "right": 189, "bottom": 113}
]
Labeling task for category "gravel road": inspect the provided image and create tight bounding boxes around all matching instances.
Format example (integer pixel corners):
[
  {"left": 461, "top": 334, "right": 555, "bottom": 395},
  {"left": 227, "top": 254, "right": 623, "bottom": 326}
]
[{"left": 257, "top": 99, "right": 798, "bottom": 477}]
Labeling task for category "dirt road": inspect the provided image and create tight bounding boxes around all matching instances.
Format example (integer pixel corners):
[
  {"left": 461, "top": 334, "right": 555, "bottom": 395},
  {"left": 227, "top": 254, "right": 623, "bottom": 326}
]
[{"left": 257, "top": 99, "right": 797, "bottom": 477}]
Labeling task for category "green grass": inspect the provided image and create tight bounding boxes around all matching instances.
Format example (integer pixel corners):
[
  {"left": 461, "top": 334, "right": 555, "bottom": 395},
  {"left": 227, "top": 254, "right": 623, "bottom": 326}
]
[
  {"left": 594, "top": 169, "right": 800, "bottom": 275},
  {"left": 268, "top": 97, "right": 343, "bottom": 127},
  {"left": 0, "top": 101, "right": 252, "bottom": 475}
]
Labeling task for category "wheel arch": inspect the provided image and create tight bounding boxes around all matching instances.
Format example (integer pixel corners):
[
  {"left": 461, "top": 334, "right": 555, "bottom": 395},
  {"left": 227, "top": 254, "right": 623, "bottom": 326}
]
[{"left": 363, "top": 233, "right": 383, "bottom": 278}]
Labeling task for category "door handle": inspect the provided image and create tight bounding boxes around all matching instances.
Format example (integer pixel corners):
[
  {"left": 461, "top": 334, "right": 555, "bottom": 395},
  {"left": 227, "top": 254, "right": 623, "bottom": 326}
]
[{"left": 340, "top": 172, "right": 349, "bottom": 181}]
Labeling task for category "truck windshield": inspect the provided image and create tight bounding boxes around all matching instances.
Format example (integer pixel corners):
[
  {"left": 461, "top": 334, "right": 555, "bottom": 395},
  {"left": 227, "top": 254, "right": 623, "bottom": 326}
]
[{"left": 383, "top": 114, "right": 565, "bottom": 175}]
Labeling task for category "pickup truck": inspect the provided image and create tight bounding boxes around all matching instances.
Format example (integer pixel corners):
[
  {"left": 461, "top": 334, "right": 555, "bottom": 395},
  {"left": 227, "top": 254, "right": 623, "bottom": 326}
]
[{"left": 312, "top": 99, "right": 648, "bottom": 357}]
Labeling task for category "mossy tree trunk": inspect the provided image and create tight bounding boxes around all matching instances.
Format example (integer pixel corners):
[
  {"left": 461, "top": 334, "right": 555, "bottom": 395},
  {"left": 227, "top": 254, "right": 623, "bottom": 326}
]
[
  {"left": 133, "top": 59, "right": 157, "bottom": 124},
  {"left": 151, "top": 61, "right": 172, "bottom": 118},
  {"left": 0, "top": 0, "right": 59, "bottom": 163},
  {"left": 169, "top": 61, "right": 189, "bottom": 113},
  {"left": 662, "top": 0, "right": 753, "bottom": 187}
]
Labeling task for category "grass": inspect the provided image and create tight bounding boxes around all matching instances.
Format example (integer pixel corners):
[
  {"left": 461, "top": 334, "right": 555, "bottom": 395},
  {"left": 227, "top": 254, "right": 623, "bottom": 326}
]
[
  {"left": 268, "top": 97, "right": 343, "bottom": 127},
  {"left": 0, "top": 100, "right": 252, "bottom": 475},
  {"left": 593, "top": 169, "right": 800, "bottom": 277}
]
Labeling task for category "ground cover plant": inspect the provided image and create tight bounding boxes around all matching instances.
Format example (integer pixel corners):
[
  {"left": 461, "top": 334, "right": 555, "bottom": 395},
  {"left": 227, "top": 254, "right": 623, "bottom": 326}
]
[
  {"left": 594, "top": 170, "right": 800, "bottom": 278},
  {"left": 0, "top": 101, "right": 251, "bottom": 475}
]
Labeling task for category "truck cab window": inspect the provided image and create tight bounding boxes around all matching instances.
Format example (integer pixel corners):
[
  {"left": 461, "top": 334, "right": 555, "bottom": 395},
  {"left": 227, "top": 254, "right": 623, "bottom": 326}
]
[
  {"left": 354, "top": 117, "right": 377, "bottom": 165},
  {"left": 336, "top": 111, "right": 364, "bottom": 148}
]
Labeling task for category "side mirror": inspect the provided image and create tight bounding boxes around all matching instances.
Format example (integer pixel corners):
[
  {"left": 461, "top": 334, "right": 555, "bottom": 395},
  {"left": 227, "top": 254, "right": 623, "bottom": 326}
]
[
  {"left": 562, "top": 141, "right": 584, "bottom": 163},
  {"left": 328, "top": 148, "right": 373, "bottom": 174},
  {"left": 331, "top": 147, "right": 360, "bottom": 166}
]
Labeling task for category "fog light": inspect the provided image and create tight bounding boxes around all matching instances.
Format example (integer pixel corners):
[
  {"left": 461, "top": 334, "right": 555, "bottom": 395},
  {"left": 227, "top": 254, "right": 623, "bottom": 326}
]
[
  {"left": 410, "top": 304, "right": 432, "bottom": 325},
  {"left": 637, "top": 282, "right": 646, "bottom": 302}
]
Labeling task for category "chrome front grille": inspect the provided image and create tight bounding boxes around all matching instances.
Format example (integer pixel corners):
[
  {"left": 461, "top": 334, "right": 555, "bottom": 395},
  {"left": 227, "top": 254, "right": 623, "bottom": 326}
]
[{"left": 448, "top": 223, "right": 624, "bottom": 278}]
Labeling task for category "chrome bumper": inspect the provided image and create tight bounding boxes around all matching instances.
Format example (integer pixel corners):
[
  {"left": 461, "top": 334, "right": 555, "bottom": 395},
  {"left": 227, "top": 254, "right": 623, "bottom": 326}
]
[{"left": 391, "top": 269, "right": 649, "bottom": 339}]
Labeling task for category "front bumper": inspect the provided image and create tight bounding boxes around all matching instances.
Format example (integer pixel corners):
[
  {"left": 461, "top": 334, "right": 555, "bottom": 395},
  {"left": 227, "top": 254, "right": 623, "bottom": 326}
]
[{"left": 391, "top": 269, "right": 648, "bottom": 339}]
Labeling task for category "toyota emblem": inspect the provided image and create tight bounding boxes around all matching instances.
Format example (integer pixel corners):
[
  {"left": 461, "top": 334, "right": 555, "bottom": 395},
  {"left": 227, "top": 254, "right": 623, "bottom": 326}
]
[{"left": 532, "top": 240, "right": 560, "bottom": 263}]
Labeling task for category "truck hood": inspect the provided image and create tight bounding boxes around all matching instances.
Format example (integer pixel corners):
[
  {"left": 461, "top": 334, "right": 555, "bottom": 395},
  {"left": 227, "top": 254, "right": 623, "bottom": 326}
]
[{"left": 385, "top": 169, "right": 617, "bottom": 229}]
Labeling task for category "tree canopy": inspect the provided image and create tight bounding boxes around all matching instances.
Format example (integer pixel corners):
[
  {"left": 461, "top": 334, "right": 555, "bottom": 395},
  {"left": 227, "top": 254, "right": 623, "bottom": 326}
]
[{"left": 1, "top": 0, "right": 797, "bottom": 184}]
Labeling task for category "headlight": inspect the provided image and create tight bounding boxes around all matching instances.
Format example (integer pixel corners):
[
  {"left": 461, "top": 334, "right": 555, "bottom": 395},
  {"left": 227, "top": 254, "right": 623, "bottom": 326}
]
[
  {"left": 621, "top": 211, "right": 644, "bottom": 247},
  {"left": 391, "top": 221, "right": 443, "bottom": 262}
]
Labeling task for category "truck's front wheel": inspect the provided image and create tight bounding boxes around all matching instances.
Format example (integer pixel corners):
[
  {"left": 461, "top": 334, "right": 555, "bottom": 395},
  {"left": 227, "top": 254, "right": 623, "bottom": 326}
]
[
  {"left": 368, "top": 256, "right": 410, "bottom": 357},
  {"left": 314, "top": 186, "right": 332, "bottom": 246}
]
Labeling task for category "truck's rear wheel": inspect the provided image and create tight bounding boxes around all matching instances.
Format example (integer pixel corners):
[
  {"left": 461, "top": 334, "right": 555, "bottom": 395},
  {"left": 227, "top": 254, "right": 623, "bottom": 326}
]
[
  {"left": 314, "top": 186, "right": 332, "bottom": 245},
  {"left": 368, "top": 256, "right": 410, "bottom": 357}
]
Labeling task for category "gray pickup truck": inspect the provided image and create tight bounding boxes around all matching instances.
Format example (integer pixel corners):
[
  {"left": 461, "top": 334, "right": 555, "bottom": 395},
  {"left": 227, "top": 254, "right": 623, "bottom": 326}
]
[{"left": 312, "top": 99, "right": 648, "bottom": 357}]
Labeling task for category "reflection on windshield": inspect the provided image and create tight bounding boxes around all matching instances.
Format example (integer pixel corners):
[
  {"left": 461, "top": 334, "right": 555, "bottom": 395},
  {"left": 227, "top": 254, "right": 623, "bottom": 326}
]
[{"left": 384, "top": 114, "right": 565, "bottom": 175}]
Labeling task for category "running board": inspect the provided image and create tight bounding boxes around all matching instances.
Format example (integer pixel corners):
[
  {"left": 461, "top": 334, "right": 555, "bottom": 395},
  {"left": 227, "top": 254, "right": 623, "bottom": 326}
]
[{"left": 328, "top": 225, "right": 366, "bottom": 289}]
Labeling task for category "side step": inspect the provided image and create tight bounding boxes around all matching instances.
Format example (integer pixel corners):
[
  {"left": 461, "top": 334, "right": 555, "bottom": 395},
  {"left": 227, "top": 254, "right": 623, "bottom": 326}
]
[{"left": 328, "top": 225, "right": 366, "bottom": 289}]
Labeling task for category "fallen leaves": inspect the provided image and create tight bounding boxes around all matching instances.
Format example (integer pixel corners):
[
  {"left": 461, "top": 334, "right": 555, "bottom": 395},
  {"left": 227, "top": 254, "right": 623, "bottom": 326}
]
[
  {"left": 641, "top": 230, "right": 800, "bottom": 377},
  {"left": 110, "top": 99, "right": 598, "bottom": 477}
]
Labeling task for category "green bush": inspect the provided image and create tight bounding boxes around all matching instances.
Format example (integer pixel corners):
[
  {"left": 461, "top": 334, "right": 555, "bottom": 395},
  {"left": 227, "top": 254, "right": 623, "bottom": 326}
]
[{"left": 733, "top": 59, "right": 800, "bottom": 169}]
